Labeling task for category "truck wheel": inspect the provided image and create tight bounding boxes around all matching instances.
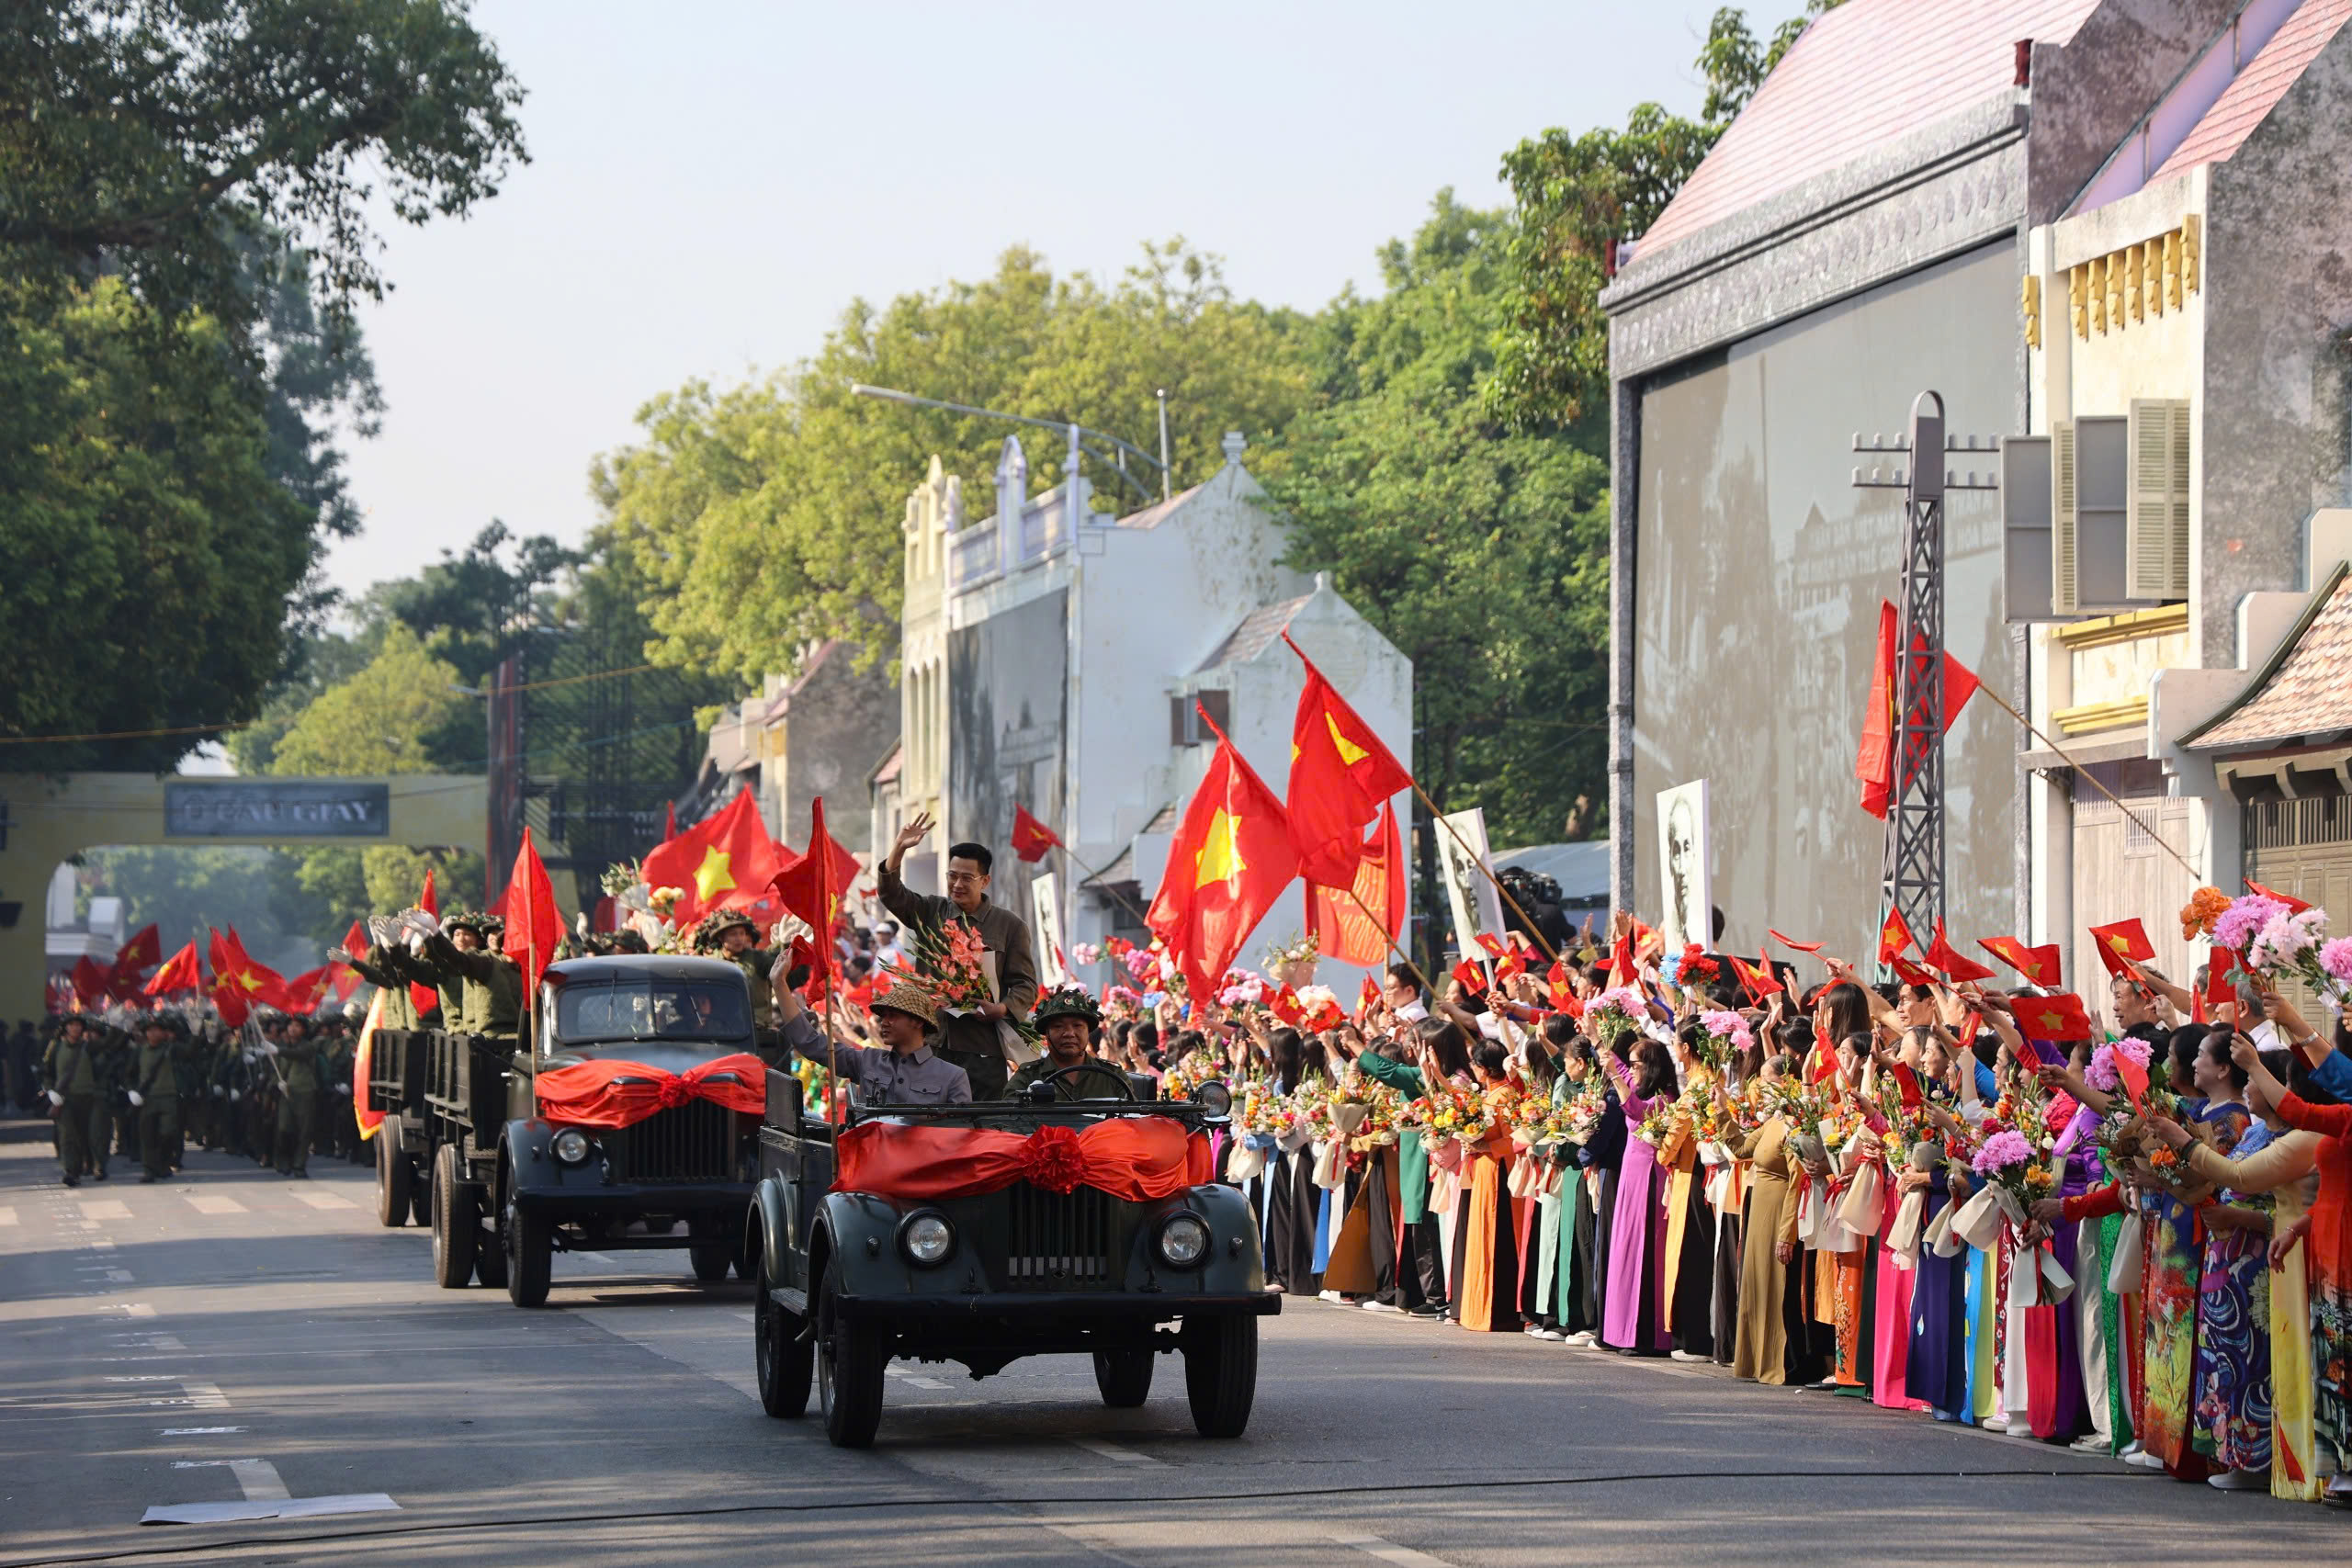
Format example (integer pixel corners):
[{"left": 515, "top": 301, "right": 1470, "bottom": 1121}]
[
  {"left": 1093, "top": 1348, "right": 1155, "bottom": 1407},
  {"left": 505, "top": 1177, "right": 553, "bottom": 1309},
  {"left": 1181, "top": 1314, "right": 1258, "bottom": 1438},
  {"left": 409, "top": 1163, "right": 430, "bottom": 1227},
  {"left": 430, "top": 1145, "right": 476, "bottom": 1289},
  {"left": 754, "top": 1272, "right": 812, "bottom": 1418},
  {"left": 687, "top": 1214, "right": 733, "bottom": 1283},
  {"left": 473, "top": 1223, "right": 509, "bottom": 1289},
  {"left": 375, "top": 1130, "right": 411, "bottom": 1228},
  {"left": 816, "top": 1259, "right": 885, "bottom": 1448}
]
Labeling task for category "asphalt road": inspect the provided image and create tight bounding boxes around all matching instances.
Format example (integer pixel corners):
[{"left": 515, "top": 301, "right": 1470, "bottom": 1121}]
[{"left": 2, "top": 1117, "right": 2343, "bottom": 1568}]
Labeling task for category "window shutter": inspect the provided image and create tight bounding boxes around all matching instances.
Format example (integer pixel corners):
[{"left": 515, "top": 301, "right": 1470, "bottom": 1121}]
[
  {"left": 2051, "top": 422, "right": 2079, "bottom": 615},
  {"left": 2127, "top": 399, "right": 2190, "bottom": 600}
]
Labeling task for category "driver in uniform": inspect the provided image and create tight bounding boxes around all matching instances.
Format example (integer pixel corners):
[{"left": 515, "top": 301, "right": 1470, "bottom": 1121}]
[{"left": 1004, "top": 987, "right": 1131, "bottom": 1100}]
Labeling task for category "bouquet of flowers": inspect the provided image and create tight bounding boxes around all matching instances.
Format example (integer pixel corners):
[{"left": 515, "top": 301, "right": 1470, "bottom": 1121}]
[
  {"left": 1632, "top": 1101, "right": 1677, "bottom": 1148},
  {"left": 2084, "top": 1035, "right": 2152, "bottom": 1095},
  {"left": 2190, "top": 887, "right": 2347, "bottom": 1003},
  {"left": 1218, "top": 970, "right": 1269, "bottom": 1009},
  {"left": 1556, "top": 1077, "right": 1609, "bottom": 1146},
  {"left": 1070, "top": 942, "right": 1103, "bottom": 967},
  {"left": 1968, "top": 1128, "right": 2056, "bottom": 1216},
  {"left": 888, "top": 917, "right": 1043, "bottom": 1047},
  {"left": 1295, "top": 984, "right": 1345, "bottom": 1032},
  {"left": 1350, "top": 1083, "right": 1405, "bottom": 1151},
  {"left": 1670, "top": 944, "right": 1721, "bottom": 990},
  {"left": 1692, "top": 1009, "right": 1754, "bottom": 1074},
  {"left": 1583, "top": 986, "right": 1649, "bottom": 1045}
]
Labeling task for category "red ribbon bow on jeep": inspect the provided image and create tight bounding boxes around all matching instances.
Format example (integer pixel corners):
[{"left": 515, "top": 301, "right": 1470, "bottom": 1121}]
[
  {"left": 534, "top": 1053, "right": 767, "bottom": 1131},
  {"left": 834, "top": 1118, "right": 1212, "bottom": 1202}
]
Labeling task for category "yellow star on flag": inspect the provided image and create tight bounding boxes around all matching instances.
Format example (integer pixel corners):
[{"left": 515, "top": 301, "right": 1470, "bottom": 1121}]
[
  {"left": 2037, "top": 1010, "right": 2064, "bottom": 1032},
  {"left": 694, "top": 845, "right": 736, "bottom": 902},
  {"left": 2105, "top": 933, "right": 2132, "bottom": 952},
  {"left": 1193, "top": 808, "right": 1247, "bottom": 893},
  {"left": 235, "top": 970, "right": 262, "bottom": 993},
  {"left": 1324, "top": 711, "right": 1369, "bottom": 767}
]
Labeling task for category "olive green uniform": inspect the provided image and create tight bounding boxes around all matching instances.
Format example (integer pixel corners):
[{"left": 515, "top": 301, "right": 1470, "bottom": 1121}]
[
  {"left": 718, "top": 944, "right": 783, "bottom": 1059},
  {"left": 1004, "top": 1056, "right": 1134, "bottom": 1101},
  {"left": 274, "top": 1035, "right": 322, "bottom": 1175},
  {"left": 419, "top": 933, "right": 520, "bottom": 1040},
  {"left": 40, "top": 1029, "right": 113, "bottom": 1181},
  {"left": 131, "top": 1037, "right": 180, "bottom": 1180}
]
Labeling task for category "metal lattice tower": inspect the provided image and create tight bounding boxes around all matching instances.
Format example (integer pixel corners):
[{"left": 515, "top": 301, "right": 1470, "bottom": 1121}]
[{"left": 1852, "top": 391, "right": 1998, "bottom": 959}]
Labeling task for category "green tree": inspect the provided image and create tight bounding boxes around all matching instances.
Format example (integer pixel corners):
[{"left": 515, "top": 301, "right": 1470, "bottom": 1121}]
[
  {"left": 596, "top": 243, "right": 1313, "bottom": 680},
  {"left": 1487, "top": 1, "right": 1840, "bottom": 433},
  {"left": 1264, "top": 195, "right": 1610, "bottom": 859},
  {"left": 269, "top": 622, "right": 469, "bottom": 778}
]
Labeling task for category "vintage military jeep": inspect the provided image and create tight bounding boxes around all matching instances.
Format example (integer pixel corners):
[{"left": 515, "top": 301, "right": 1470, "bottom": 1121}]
[
  {"left": 744, "top": 1070, "right": 1275, "bottom": 1448},
  {"left": 485, "top": 954, "right": 766, "bottom": 1307}
]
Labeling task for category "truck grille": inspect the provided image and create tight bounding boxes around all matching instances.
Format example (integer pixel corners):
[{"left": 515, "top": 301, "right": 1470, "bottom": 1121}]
[
  {"left": 618, "top": 1100, "right": 737, "bottom": 1183},
  {"left": 1004, "top": 1181, "right": 1119, "bottom": 1288}
]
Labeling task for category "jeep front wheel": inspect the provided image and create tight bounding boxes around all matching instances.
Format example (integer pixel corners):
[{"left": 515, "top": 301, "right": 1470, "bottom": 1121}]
[
  {"left": 816, "top": 1258, "right": 885, "bottom": 1448},
  {"left": 1181, "top": 1314, "right": 1258, "bottom": 1438},
  {"left": 1093, "top": 1348, "right": 1154, "bottom": 1408},
  {"left": 504, "top": 1175, "right": 552, "bottom": 1309}
]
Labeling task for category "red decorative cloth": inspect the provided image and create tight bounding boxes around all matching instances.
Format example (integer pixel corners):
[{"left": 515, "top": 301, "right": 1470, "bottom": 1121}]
[
  {"left": 534, "top": 1053, "right": 768, "bottom": 1130},
  {"left": 834, "top": 1118, "right": 1214, "bottom": 1202}
]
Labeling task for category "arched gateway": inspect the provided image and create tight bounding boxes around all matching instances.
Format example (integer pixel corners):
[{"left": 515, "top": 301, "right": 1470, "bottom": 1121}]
[{"left": 0, "top": 773, "right": 488, "bottom": 1018}]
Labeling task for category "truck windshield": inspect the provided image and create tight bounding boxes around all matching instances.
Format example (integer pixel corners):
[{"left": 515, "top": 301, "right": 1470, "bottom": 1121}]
[{"left": 554, "top": 981, "right": 751, "bottom": 1044}]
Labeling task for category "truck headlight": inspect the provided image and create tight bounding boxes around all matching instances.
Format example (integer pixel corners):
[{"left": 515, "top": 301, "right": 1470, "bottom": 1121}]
[
  {"left": 1193, "top": 1080, "right": 1232, "bottom": 1117},
  {"left": 552, "top": 1128, "right": 592, "bottom": 1165},
  {"left": 1156, "top": 1212, "right": 1210, "bottom": 1268},
  {"left": 898, "top": 1210, "right": 955, "bottom": 1268}
]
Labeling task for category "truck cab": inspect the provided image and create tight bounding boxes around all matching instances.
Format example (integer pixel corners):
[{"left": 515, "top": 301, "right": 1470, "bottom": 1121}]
[{"left": 489, "top": 954, "right": 766, "bottom": 1307}]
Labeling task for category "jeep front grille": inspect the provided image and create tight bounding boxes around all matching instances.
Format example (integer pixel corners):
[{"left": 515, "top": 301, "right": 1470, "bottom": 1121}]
[
  {"left": 616, "top": 1100, "right": 736, "bottom": 1183},
  {"left": 1004, "top": 1180, "right": 1118, "bottom": 1288}
]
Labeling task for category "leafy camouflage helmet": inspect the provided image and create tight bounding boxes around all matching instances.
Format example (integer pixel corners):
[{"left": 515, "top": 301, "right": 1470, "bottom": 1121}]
[
  {"left": 442, "top": 908, "right": 504, "bottom": 936},
  {"left": 1033, "top": 985, "right": 1102, "bottom": 1029}
]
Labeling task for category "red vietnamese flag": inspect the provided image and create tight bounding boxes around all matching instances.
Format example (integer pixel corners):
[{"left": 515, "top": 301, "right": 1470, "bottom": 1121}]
[
  {"left": 1011, "top": 804, "right": 1060, "bottom": 864},
  {"left": 1730, "top": 952, "right": 1781, "bottom": 1001},
  {"left": 768, "top": 797, "right": 862, "bottom": 987},
  {"left": 1497, "top": 945, "right": 1528, "bottom": 982},
  {"left": 353, "top": 989, "right": 389, "bottom": 1140},
  {"left": 69, "top": 956, "right": 108, "bottom": 1007},
  {"left": 1356, "top": 975, "right": 1380, "bottom": 1020},
  {"left": 1888, "top": 953, "right": 1937, "bottom": 987},
  {"left": 2087, "top": 918, "right": 2154, "bottom": 979},
  {"left": 2113, "top": 1048, "right": 2153, "bottom": 1110},
  {"left": 1978, "top": 935, "right": 2061, "bottom": 987},
  {"left": 1878, "top": 907, "right": 1917, "bottom": 964},
  {"left": 209, "top": 927, "right": 288, "bottom": 1025},
  {"left": 1306, "top": 802, "right": 1405, "bottom": 966},
  {"left": 113, "top": 923, "right": 161, "bottom": 976},
  {"left": 280, "top": 967, "right": 332, "bottom": 1015},
  {"left": 1269, "top": 985, "right": 1306, "bottom": 1026},
  {"left": 1283, "top": 634, "right": 1412, "bottom": 888},
  {"left": 143, "top": 942, "right": 202, "bottom": 997},
  {"left": 2203, "top": 947, "right": 2236, "bottom": 1010},
  {"left": 1147, "top": 710, "right": 1302, "bottom": 1005},
  {"left": 1450, "top": 957, "right": 1489, "bottom": 998},
  {"left": 1608, "top": 931, "right": 1638, "bottom": 989},
  {"left": 408, "top": 869, "right": 442, "bottom": 1018},
  {"left": 643, "top": 791, "right": 786, "bottom": 926},
  {"left": 2018, "top": 991, "right": 2093, "bottom": 1043},
  {"left": 1546, "top": 959, "right": 1577, "bottom": 1010},
  {"left": 501, "top": 827, "right": 564, "bottom": 1001},
  {"left": 1857, "top": 601, "right": 1898, "bottom": 818},
  {"left": 1923, "top": 920, "right": 1996, "bottom": 982},
  {"left": 1769, "top": 929, "right": 1825, "bottom": 954},
  {"left": 2245, "top": 877, "right": 2312, "bottom": 915}
]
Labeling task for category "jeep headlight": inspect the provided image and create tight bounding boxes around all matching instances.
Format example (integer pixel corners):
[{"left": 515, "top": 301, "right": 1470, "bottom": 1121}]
[
  {"left": 1194, "top": 1079, "right": 1233, "bottom": 1117},
  {"left": 898, "top": 1210, "right": 955, "bottom": 1268},
  {"left": 1156, "top": 1212, "right": 1210, "bottom": 1269},
  {"left": 552, "top": 1128, "right": 592, "bottom": 1165}
]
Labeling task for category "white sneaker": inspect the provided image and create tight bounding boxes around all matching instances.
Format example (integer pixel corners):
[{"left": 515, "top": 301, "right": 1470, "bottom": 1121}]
[
  {"left": 1982, "top": 1414, "right": 2008, "bottom": 1431},
  {"left": 1537, "top": 1327, "right": 1566, "bottom": 1341},
  {"left": 1361, "top": 1299, "right": 1403, "bottom": 1314},
  {"left": 1317, "top": 1289, "right": 1344, "bottom": 1303},
  {"left": 1522, "top": 1324, "right": 1544, "bottom": 1337},
  {"left": 1563, "top": 1331, "right": 1596, "bottom": 1347},
  {"left": 2068, "top": 1434, "right": 2109, "bottom": 1453},
  {"left": 2118, "top": 1440, "right": 2143, "bottom": 1458},
  {"left": 1669, "top": 1349, "right": 1704, "bottom": 1363},
  {"left": 2126, "top": 1450, "right": 2165, "bottom": 1469},
  {"left": 2209, "top": 1468, "right": 2268, "bottom": 1491}
]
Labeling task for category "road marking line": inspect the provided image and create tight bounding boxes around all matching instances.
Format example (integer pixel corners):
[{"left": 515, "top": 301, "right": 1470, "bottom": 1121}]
[
  {"left": 0, "top": 1205, "right": 16, "bottom": 1226},
  {"left": 187, "top": 1195, "right": 246, "bottom": 1214},
  {"left": 92, "top": 1237, "right": 116, "bottom": 1248},
  {"left": 171, "top": 1459, "right": 290, "bottom": 1502},
  {"left": 102, "top": 1268, "right": 134, "bottom": 1282},
  {"left": 294, "top": 1192, "right": 356, "bottom": 1211},
  {"left": 163, "top": 1427, "right": 247, "bottom": 1435},
  {"left": 151, "top": 1335, "right": 187, "bottom": 1351},
  {"left": 1068, "top": 1437, "right": 1160, "bottom": 1464},
  {"left": 883, "top": 1366, "right": 954, "bottom": 1390},
  {"left": 106, "top": 1375, "right": 179, "bottom": 1382},
  {"left": 108, "top": 1303, "right": 156, "bottom": 1318},
  {"left": 80, "top": 1199, "right": 131, "bottom": 1221},
  {"left": 179, "top": 1382, "right": 230, "bottom": 1410},
  {"left": 1330, "top": 1533, "right": 1456, "bottom": 1567}
]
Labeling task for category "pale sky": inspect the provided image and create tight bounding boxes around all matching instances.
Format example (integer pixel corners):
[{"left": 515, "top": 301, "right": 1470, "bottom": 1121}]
[{"left": 323, "top": 0, "right": 1719, "bottom": 600}]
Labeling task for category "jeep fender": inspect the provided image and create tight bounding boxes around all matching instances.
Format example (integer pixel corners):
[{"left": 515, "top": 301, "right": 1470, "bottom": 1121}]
[{"left": 750, "top": 1177, "right": 792, "bottom": 1290}]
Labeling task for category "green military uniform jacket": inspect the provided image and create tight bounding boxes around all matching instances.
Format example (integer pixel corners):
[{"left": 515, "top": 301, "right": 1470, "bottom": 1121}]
[
  {"left": 722, "top": 946, "right": 781, "bottom": 1033},
  {"left": 1004, "top": 1055, "right": 1133, "bottom": 1101},
  {"left": 345, "top": 952, "right": 429, "bottom": 1030},
  {"left": 133, "top": 1041, "right": 181, "bottom": 1103},
  {"left": 42, "top": 1032, "right": 107, "bottom": 1097},
  {"left": 277, "top": 1037, "right": 322, "bottom": 1096},
  {"left": 421, "top": 933, "right": 520, "bottom": 1038}
]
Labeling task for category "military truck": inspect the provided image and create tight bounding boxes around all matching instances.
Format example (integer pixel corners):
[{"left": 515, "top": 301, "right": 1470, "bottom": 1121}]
[
  {"left": 744, "top": 1068, "right": 1275, "bottom": 1448},
  {"left": 368, "top": 953, "right": 766, "bottom": 1307}
]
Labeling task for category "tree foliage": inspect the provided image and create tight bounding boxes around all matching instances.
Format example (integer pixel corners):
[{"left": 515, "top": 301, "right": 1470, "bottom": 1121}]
[
  {"left": 1486, "top": 1, "right": 1839, "bottom": 432},
  {"left": 267, "top": 622, "right": 469, "bottom": 778},
  {"left": 1262, "top": 195, "right": 1610, "bottom": 852},
  {"left": 595, "top": 243, "right": 1314, "bottom": 682}
]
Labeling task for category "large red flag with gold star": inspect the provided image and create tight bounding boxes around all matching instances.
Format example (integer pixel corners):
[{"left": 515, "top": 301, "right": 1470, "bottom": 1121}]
[
  {"left": 1306, "top": 801, "right": 1404, "bottom": 966},
  {"left": 643, "top": 790, "right": 785, "bottom": 926},
  {"left": 1148, "top": 711, "right": 1300, "bottom": 1003},
  {"left": 1283, "top": 634, "right": 1411, "bottom": 888},
  {"left": 769, "top": 797, "right": 862, "bottom": 986}
]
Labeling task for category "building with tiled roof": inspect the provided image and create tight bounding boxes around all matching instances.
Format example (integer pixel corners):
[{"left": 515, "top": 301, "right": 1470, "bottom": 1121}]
[
  {"left": 887, "top": 432, "right": 1409, "bottom": 986},
  {"left": 1599, "top": 0, "right": 2352, "bottom": 987}
]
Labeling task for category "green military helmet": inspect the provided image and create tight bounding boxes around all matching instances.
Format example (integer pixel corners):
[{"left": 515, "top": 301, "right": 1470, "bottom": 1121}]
[
  {"left": 692, "top": 908, "right": 758, "bottom": 953},
  {"left": 1033, "top": 985, "right": 1102, "bottom": 1030},
  {"left": 442, "top": 908, "right": 504, "bottom": 937}
]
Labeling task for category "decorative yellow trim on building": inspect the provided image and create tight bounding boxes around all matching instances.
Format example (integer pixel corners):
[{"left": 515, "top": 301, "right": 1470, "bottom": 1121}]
[
  {"left": 2052, "top": 694, "right": 2150, "bottom": 736},
  {"left": 2021, "top": 275, "right": 2041, "bottom": 349},
  {"left": 2071, "top": 218, "right": 2200, "bottom": 341},
  {"left": 2052, "top": 603, "right": 2190, "bottom": 649}
]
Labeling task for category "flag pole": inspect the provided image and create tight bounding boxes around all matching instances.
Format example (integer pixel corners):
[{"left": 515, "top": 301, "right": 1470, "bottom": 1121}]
[
  {"left": 1965, "top": 682, "right": 2201, "bottom": 883},
  {"left": 1404, "top": 779, "right": 1561, "bottom": 963},
  {"left": 1047, "top": 841, "right": 1157, "bottom": 933},
  {"left": 1337, "top": 884, "right": 1419, "bottom": 976}
]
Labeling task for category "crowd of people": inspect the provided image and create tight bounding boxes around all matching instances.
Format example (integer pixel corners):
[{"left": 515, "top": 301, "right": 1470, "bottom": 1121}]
[{"left": 1099, "top": 896, "right": 2352, "bottom": 1514}]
